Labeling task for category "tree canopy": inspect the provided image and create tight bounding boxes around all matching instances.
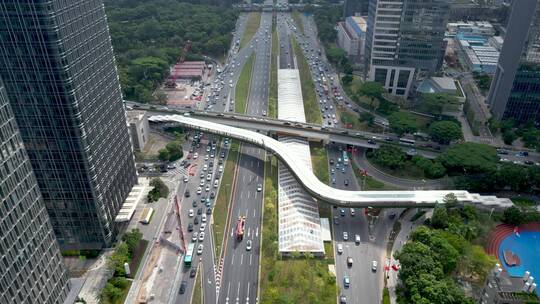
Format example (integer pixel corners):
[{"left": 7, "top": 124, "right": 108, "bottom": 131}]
[
  {"left": 438, "top": 142, "right": 499, "bottom": 173},
  {"left": 388, "top": 112, "right": 419, "bottom": 136},
  {"left": 104, "top": 1, "right": 238, "bottom": 102},
  {"left": 357, "top": 81, "right": 385, "bottom": 102},
  {"left": 420, "top": 93, "right": 460, "bottom": 116},
  {"left": 429, "top": 121, "right": 462, "bottom": 144},
  {"left": 371, "top": 145, "right": 406, "bottom": 169}
]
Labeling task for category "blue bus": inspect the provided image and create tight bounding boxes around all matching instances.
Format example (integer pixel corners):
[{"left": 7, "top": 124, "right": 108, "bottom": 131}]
[
  {"left": 342, "top": 151, "right": 349, "bottom": 165},
  {"left": 184, "top": 243, "right": 195, "bottom": 267}
]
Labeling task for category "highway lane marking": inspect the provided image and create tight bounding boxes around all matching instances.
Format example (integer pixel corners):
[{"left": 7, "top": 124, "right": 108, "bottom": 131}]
[
  {"left": 240, "top": 253, "right": 244, "bottom": 265},
  {"left": 249, "top": 253, "right": 253, "bottom": 265},
  {"left": 231, "top": 252, "right": 234, "bottom": 265},
  {"left": 236, "top": 282, "right": 241, "bottom": 304},
  {"left": 247, "top": 226, "right": 251, "bottom": 237},
  {"left": 240, "top": 191, "right": 244, "bottom": 199},
  {"left": 247, "top": 191, "right": 250, "bottom": 199},
  {"left": 256, "top": 227, "right": 259, "bottom": 237},
  {"left": 253, "top": 209, "right": 256, "bottom": 218},
  {"left": 246, "top": 282, "right": 250, "bottom": 303}
]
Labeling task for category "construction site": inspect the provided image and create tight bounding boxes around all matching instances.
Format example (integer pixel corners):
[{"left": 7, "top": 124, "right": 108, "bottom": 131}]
[{"left": 159, "top": 41, "right": 214, "bottom": 109}]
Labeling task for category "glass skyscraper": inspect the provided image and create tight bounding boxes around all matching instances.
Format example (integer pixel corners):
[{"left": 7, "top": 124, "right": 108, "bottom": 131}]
[
  {"left": 0, "top": 78, "right": 69, "bottom": 303},
  {"left": 488, "top": 0, "right": 540, "bottom": 124},
  {"left": 0, "top": 0, "right": 137, "bottom": 250},
  {"left": 365, "top": 0, "right": 448, "bottom": 97}
]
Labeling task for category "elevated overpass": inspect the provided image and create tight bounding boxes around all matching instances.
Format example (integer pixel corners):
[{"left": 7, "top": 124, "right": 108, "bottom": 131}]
[
  {"left": 146, "top": 109, "right": 440, "bottom": 158},
  {"left": 149, "top": 114, "right": 513, "bottom": 210}
]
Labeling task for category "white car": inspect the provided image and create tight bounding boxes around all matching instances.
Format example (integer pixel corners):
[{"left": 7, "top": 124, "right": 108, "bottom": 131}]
[
  {"left": 188, "top": 209, "right": 194, "bottom": 217},
  {"left": 196, "top": 187, "right": 202, "bottom": 195},
  {"left": 337, "top": 243, "right": 343, "bottom": 254},
  {"left": 197, "top": 244, "right": 204, "bottom": 255},
  {"left": 246, "top": 240, "right": 252, "bottom": 251},
  {"left": 371, "top": 260, "right": 378, "bottom": 272},
  {"left": 219, "top": 165, "right": 223, "bottom": 172},
  {"left": 256, "top": 184, "right": 262, "bottom": 192},
  {"left": 202, "top": 214, "right": 207, "bottom": 223},
  {"left": 343, "top": 232, "right": 348, "bottom": 241},
  {"left": 200, "top": 223, "right": 207, "bottom": 232},
  {"left": 203, "top": 164, "right": 208, "bottom": 171},
  {"left": 199, "top": 180, "right": 205, "bottom": 187},
  {"left": 183, "top": 175, "right": 189, "bottom": 183},
  {"left": 206, "top": 174, "right": 212, "bottom": 181},
  {"left": 193, "top": 152, "right": 198, "bottom": 159},
  {"left": 199, "top": 231, "right": 205, "bottom": 241},
  {"left": 355, "top": 235, "right": 361, "bottom": 244},
  {"left": 192, "top": 233, "right": 198, "bottom": 242}
]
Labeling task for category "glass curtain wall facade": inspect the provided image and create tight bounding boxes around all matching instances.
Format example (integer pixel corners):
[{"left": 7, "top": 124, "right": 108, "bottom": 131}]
[
  {"left": 396, "top": 0, "right": 449, "bottom": 76},
  {"left": 0, "top": 79, "right": 69, "bottom": 303},
  {"left": 488, "top": 0, "right": 540, "bottom": 123},
  {"left": 0, "top": 0, "right": 137, "bottom": 250}
]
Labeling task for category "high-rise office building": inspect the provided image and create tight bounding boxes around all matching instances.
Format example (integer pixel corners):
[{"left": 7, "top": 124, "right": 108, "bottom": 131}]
[
  {"left": 0, "top": 79, "right": 70, "bottom": 303},
  {"left": 487, "top": 0, "right": 540, "bottom": 123},
  {"left": 365, "top": 0, "right": 448, "bottom": 97},
  {"left": 0, "top": 1, "right": 137, "bottom": 250},
  {"left": 343, "top": 0, "right": 369, "bottom": 17}
]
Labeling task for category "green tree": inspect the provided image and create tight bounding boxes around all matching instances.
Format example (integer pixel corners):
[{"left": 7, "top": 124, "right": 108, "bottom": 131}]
[
  {"left": 431, "top": 206, "right": 449, "bottom": 229},
  {"left": 502, "top": 130, "right": 517, "bottom": 145},
  {"left": 420, "top": 93, "right": 460, "bottom": 116},
  {"left": 326, "top": 47, "right": 348, "bottom": 67},
  {"left": 439, "top": 142, "right": 499, "bottom": 173},
  {"left": 428, "top": 121, "right": 462, "bottom": 144},
  {"left": 158, "top": 149, "right": 170, "bottom": 161},
  {"left": 502, "top": 206, "right": 523, "bottom": 226},
  {"left": 122, "top": 229, "right": 142, "bottom": 258},
  {"left": 101, "top": 282, "right": 123, "bottom": 302},
  {"left": 388, "top": 112, "right": 419, "bottom": 136},
  {"left": 108, "top": 243, "right": 130, "bottom": 276},
  {"left": 165, "top": 141, "right": 183, "bottom": 161},
  {"left": 341, "top": 74, "right": 353, "bottom": 85},
  {"left": 359, "top": 112, "right": 375, "bottom": 126},
  {"left": 371, "top": 145, "right": 406, "bottom": 169},
  {"left": 521, "top": 128, "right": 540, "bottom": 148},
  {"left": 148, "top": 178, "right": 169, "bottom": 202},
  {"left": 357, "top": 81, "right": 385, "bottom": 103}
]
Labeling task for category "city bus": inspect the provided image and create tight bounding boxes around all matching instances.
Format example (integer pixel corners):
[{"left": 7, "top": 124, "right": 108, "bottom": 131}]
[
  {"left": 399, "top": 137, "right": 416, "bottom": 146},
  {"left": 139, "top": 207, "right": 154, "bottom": 224},
  {"left": 342, "top": 151, "right": 349, "bottom": 166},
  {"left": 184, "top": 243, "right": 195, "bottom": 267}
]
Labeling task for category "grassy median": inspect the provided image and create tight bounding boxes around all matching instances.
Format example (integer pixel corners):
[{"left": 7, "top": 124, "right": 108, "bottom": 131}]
[
  {"left": 309, "top": 142, "right": 333, "bottom": 219},
  {"left": 260, "top": 156, "right": 337, "bottom": 303},
  {"left": 213, "top": 141, "right": 240, "bottom": 258},
  {"left": 240, "top": 12, "right": 261, "bottom": 49},
  {"left": 292, "top": 37, "right": 321, "bottom": 124},
  {"left": 191, "top": 267, "right": 202, "bottom": 304},
  {"left": 292, "top": 10, "right": 305, "bottom": 35},
  {"left": 235, "top": 54, "right": 255, "bottom": 114},
  {"left": 268, "top": 27, "right": 278, "bottom": 119}
]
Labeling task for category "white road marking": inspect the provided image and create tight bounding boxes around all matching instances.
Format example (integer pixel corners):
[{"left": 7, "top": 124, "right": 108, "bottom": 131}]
[
  {"left": 247, "top": 191, "right": 250, "bottom": 199},
  {"left": 253, "top": 209, "right": 256, "bottom": 218},
  {"left": 256, "top": 227, "right": 259, "bottom": 237},
  {"left": 240, "top": 253, "right": 244, "bottom": 265},
  {"left": 240, "top": 191, "right": 244, "bottom": 199},
  {"left": 231, "top": 252, "right": 235, "bottom": 265},
  {"left": 247, "top": 227, "right": 251, "bottom": 237},
  {"left": 250, "top": 253, "right": 253, "bottom": 265}
]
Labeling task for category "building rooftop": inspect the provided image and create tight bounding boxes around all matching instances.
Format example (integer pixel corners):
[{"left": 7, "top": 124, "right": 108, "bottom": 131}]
[{"left": 348, "top": 16, "right": 367, "bottom": 35}]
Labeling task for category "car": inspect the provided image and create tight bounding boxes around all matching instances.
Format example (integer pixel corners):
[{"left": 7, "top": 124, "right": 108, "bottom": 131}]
[
  {"left": 205, "top": 198, "right": 212, "bottom": 207},
  {"left": 332, "top": 178, "right": 336, "bottom": 184},
  {"left": 199, "top": 172, "right": 205, "bottom": 179},
  {"left": 340, "top": 208, "right": 345, "bottom": 216},
  {"left": 372, "top": 260, "right": 378, "bottom": 272},
  {"left": 329, "top": 159, "right": 334, "bottom": 165},
  {"left": 347, "top": 256, "right": 353, "bottom": 267},
  {"left": 367, "top": 139, "right": 376, "bottom": 145},
  {"left": 192, "top": 232, "right": 198, "bottom": 242},
  {"left": 333, "top": 216, "right": 339, "bottom": 225},
  {"left": 200, "top": 223, "right": 206, "bottom": 232},
  {"left": 388, "top": 213, "right": 396, "bottom": 219},
  {"left": 196, "top": 187, "right": 202, "bottom": 195},
  {"left": 256, "top": 184, "right": 262, "bottom": 192},
  {"left": 187, "top": 223, "right": 193, "bottom": 232},
  {"left": 179, "top": 280, "right": 187, "bottom": 294},
  {"left": 192, "top": 200, "right": 197, "bottom": 207},
  {"left": 207, "top": 174, "right": 212, "bottom": 181},
  {"left": 197, "top": 208, "right": 203, "bottom": 215},
  {"left": 193, "top": 152, "right": 198, "bottom": 159},
  {"left": 219, "top": 165, "right": 223, "bottom": 172},
  {"left": 214, "top": 180, "right": 219, "bottom": 188},
  {"left": 197, "top": 244, "right": 204, "bottom": 255},
  {"left": 185, "top": 190, "right": 191, "bottom": 198},
  {"left": 344, "top": 179, "right": 349, "bottom": 186},
  {"left": 331, "top": 168, "right": 335, "bottom": 174},
  {"left": 355, "top": 234, "right": 361, "bottom": 244},
  {"left": 205, "top": 185, "right": 210, "bottom": 192},
  {"left": 343, "top": 275, "right": 350, "bottom": 288},
  {"left": 188, "top": 209, "right": 194, "bottom": 217},
  {"left": 190, "top": 267, "right": 197, "bottom": 278},
  {"left": 194, "top": 216, "right": 199, "bottom": 225},
  {"left": 343, "top": 231, "right": 348, "bottom": 240},
  {"left": 199, "top": 180, "right": 205, "bottom": 187},
  {"left": 202, "top": 214, "right": 207, "bottom": 223},
  {"left": 206, "top": 208, "right": 212, "bottom": 215},
  {"left": 203, "top": 164, "right": 208, "bottom": 171},
  {"left": 337, "top": 243, "right": 343, "bottom": 254},
  {"left": 339, "top": 295, "right": 347, "bottom": 304},
  {"left": 199, "top": 231, "right": 205, "bottom": 241},
  {"left": 220, "top": 152, "right": 225, "bottom": 158},
  {"left": 183, "top": 175, "right": 189, "bottom": 183},
  {"left": 246, "top": 240, "right": 252, "bottom": 251},
  {"left": 350, "top": 208, "right": 355, "bottom": 216}
]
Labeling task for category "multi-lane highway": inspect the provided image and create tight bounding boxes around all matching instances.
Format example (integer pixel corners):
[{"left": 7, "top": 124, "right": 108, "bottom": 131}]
[{"left": 218, "top": 10, "right": 273, "bottom": 304}]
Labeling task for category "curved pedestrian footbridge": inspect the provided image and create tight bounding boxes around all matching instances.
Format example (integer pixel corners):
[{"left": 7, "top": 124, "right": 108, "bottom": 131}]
[{"left": 150, "top": 115, "right": 513, "bottom": 210}]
